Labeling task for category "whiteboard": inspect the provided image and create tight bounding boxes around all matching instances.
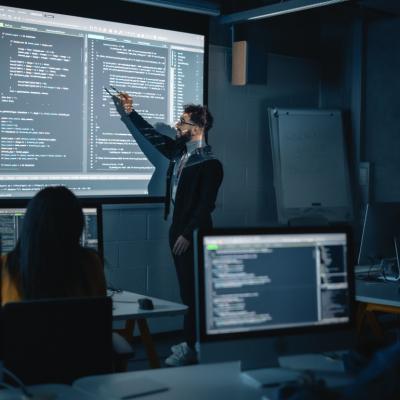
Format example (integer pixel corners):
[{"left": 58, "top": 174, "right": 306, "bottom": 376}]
[{"left": 268, "top": 108, "right": 353, "bottom": 223}]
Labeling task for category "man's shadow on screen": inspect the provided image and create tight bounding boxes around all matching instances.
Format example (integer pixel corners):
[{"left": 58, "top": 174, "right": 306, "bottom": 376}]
[{"left": 125, "top": 119, "right": 174, "bottom": 196}]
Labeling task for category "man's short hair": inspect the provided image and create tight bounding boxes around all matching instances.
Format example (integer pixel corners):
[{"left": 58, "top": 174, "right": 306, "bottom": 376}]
[{"left": 183, "top": 104, "right": 213, "bottom": 132}]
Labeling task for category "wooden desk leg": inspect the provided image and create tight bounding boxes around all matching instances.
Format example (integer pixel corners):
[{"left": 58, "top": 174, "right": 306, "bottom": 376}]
[
  {"left": 356, "top": 303, "right": 385, "bottom": 339},
  {"left": 114, "top": 319, "right": 136, "bottom": 341},
  {"left": 137, "top": 318, "right": 161, "bottom": 369}
]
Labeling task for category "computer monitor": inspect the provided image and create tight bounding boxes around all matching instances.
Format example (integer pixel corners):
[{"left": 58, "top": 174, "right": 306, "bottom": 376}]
[
  {"left": 358, "top": 202, "right": 400, "bottom": 265},
  {"left": 0, "top": 206, "right": 103, "bottom": 258},
  {"left": 195, "top": 226, "right": 354, "bottom": 369}
]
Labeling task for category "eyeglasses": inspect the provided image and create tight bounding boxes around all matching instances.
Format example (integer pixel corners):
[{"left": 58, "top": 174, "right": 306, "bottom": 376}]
[{"left": 177, "top": 117, "right": 196, "bottom": 126}]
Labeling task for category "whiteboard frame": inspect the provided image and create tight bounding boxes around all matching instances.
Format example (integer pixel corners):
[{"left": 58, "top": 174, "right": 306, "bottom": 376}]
[{"left": 268, "top": 108, "right": 353, "bottom": 224}]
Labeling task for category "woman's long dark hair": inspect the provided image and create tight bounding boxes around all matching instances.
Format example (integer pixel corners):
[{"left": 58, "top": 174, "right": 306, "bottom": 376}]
[{"left": 7, "top": 186, "right": 85, "bottom": 299}]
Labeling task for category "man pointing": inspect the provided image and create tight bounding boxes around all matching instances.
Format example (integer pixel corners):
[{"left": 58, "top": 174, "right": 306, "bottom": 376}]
[{"left": 114, "top": 94, "right": 223, "bottom": 366}]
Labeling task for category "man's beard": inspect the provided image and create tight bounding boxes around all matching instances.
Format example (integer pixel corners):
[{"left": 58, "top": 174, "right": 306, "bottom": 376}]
[{"left": 175, "top": 128, "right": 192, "bottom": 146}]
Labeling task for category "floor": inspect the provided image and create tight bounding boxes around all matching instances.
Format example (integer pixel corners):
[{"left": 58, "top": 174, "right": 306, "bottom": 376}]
[{"left": 127, "top": 331, "right": 185, "bottom": 371}]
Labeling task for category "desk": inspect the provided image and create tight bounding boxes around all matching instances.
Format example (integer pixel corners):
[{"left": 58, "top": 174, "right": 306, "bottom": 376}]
[
  {"left": 0, "top": 384, "right": 98, "bottom": 399},
  {"left": 355, "top": 278, "right": 400, "bottom": 337},
  {"left": 110, "top": 290, "right": 187, "bottom": 369},
  {"left": 74, "top": 362, "right": 261, "bottom": 400},
  {"left": 74, "top": 357, "right": 352, "bottom": 400}
]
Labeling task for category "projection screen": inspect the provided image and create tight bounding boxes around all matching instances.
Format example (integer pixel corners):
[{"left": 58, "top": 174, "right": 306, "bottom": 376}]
[{"left": 0, "top": 4, "right": 204, "bottom": 200}]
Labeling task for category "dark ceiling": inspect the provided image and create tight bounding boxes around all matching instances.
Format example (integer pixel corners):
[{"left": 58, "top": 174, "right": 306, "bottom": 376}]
[
  {"left": 215, "top": 0, "right": 283, "bottom": 14},
  {"left": 214, "top": 0, "right": 400, "bottom": 16}
]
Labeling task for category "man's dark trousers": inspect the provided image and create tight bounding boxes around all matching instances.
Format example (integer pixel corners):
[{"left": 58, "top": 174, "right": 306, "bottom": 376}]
[{"left": 169, "top": 229, "right": 196, "bottom": 349}]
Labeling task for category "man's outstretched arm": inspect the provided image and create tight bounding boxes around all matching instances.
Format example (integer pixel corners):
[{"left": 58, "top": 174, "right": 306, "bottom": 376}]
[{"left": 113, "top": 93, "right": 180, "bottom": 160}]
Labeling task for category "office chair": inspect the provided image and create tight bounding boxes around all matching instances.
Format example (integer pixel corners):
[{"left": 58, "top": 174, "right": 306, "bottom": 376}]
[{"left": 2, "top": 296, "right": 114, "bottom": 385}]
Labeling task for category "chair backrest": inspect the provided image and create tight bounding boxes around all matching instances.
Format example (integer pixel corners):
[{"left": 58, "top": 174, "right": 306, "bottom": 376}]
[{"left": 2, "top": 296, "right": 113, "bottom": 385}]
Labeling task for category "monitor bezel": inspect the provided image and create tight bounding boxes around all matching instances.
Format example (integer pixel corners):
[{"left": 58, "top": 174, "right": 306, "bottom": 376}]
[
  {"left": 358, "top": 202, "right": 400, "bottom": 265},
  {"left": 196, "top": 225, "right": 355, "bottom": 343},
  {"left": 0, "top": 204, "right": 104, "bottom": 261}
]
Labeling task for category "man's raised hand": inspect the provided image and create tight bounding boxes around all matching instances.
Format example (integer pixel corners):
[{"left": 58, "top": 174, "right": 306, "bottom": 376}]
[{"left": 118, "top": 93, "right": 133, "bottom": 114}]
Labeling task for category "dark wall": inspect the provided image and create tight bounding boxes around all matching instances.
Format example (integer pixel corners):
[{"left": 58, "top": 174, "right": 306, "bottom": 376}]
[
  {"left": 207, "top": 12, "right": 322, "bottom": 227},
  {"left": 364, "top": 15, "right": 400, "bottom": 201},
  {"left": 313, "top": 6, "right": 400, "bottom": 207},
  {"left": 208, "top": 6, "right": 364, "bottom": 227},
  {"left": 319, "top": 13, "right": 355, "bottom": 110},
  {"left": 318, "top": 10, "right": 364, "bottom": 235}
]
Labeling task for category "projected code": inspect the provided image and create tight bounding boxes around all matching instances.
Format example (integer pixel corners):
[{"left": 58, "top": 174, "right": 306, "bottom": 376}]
[
  {"left": 204, "top": 243, "right": 349, "bottom": 334},
  {"left": 0, "top": 28, "right": 84, "bottom": 173},
  {"left": 170, "top": 49, "right": 203, "bottom": 122},
  {"left": 87, "top": 37, "right": 167, "bottom": 173},
  {"left": 0, "top": 9, "right": 204, "bottom": 198}
]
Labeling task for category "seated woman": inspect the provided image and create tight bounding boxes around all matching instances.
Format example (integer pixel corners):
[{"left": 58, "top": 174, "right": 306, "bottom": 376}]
[{"left": 0, "top": 186, "right": 106, "bottom": 304}]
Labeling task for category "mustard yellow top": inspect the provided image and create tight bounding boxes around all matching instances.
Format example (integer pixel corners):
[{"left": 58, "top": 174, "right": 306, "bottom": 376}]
[{"left": 0, "top": 250, "right": 107, "bottom": 306}]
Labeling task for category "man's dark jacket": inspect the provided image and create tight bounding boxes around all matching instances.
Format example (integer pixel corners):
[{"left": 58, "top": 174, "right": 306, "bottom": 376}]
[{"left": 121, "top": 110, "right": 223, "bottom": 242}]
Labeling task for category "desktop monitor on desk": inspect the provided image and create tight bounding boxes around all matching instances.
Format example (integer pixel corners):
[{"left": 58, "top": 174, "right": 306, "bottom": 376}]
[
  {"left": 0, "top": 206, "right": 103, "bottom": 258},
  {"left": 358, "top": 202, "right": 400, "bottom": 267},
  {"left": 195, "top": 227, "right": 354, "bottom": 370}
]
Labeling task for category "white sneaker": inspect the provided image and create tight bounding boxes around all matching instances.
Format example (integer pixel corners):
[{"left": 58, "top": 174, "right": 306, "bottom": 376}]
[
  {"left": 170, "top": 342, "right": 187, "bottom": 355},
  {"left": 165, "top": 342, "right": 198, "bottom": 367}
]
